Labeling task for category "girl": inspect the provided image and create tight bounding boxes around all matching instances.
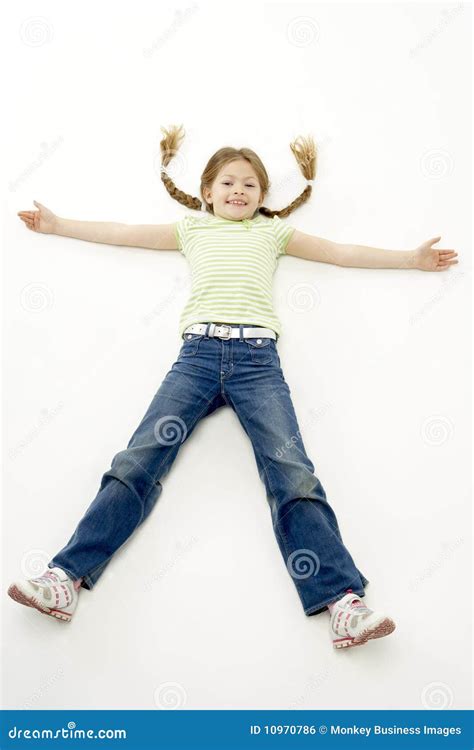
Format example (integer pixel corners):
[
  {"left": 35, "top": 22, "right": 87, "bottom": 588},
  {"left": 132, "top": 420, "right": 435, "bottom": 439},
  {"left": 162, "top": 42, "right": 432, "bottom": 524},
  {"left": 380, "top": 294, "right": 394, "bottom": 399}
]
[{"left": 10, "top": 125, "right": 458, "bottom": 650}]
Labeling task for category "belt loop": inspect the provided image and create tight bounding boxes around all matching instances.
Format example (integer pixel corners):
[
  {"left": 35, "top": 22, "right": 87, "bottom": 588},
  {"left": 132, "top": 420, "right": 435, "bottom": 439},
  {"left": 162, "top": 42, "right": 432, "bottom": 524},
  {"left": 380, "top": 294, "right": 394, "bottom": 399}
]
[
  {"left": 239, "top": 324, "right": 243, "bottom": 342},
  {"left": 204, "top": 322, "right": 211, "bottom": 339}
]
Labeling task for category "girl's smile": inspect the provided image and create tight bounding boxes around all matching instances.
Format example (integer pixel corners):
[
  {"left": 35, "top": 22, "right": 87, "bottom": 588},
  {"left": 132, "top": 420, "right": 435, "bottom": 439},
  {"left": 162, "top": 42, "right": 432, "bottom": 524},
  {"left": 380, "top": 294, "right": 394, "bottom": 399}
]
[{"left": 203, "top": 159, "right": 264, "bottom": 220}]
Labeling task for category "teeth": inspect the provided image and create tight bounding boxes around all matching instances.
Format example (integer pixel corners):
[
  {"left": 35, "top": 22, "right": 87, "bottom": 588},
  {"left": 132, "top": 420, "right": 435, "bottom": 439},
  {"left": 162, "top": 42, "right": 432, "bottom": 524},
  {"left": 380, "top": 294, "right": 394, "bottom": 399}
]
[{"left": 228, "top": 201, "right": 246, "bottom": 205}]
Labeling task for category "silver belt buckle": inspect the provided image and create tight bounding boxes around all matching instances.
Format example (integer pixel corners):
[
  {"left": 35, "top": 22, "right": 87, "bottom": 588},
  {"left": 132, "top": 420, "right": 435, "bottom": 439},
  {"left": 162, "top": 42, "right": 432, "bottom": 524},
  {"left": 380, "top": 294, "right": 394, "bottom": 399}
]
[{"left": 217, "top": 324, "right": 232, "bottom": 340}]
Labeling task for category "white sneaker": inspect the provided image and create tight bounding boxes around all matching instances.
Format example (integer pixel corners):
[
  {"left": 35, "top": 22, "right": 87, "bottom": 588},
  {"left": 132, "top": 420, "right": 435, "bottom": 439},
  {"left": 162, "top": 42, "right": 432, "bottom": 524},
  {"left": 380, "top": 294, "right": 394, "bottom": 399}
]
[
  {"left": 329, "top": 590, "right": 396, "bottom": 649},
  {"left": 7, "top": 566, "right": 79, "bottom": 622}
]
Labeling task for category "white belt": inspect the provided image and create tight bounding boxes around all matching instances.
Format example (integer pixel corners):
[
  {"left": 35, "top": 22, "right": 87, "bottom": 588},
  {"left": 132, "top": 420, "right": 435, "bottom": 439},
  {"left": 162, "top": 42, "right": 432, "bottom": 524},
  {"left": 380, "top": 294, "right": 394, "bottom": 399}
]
[{"left": 182, "top": 322, "right": 277, "bottom": 341}]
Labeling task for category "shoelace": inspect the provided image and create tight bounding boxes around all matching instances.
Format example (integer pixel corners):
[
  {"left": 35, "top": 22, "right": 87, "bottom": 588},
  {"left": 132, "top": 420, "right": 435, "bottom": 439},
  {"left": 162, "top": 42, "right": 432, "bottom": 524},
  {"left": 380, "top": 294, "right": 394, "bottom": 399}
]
[
  {"left": 33, "top": 571, "right": 61, "bottom": 585},
  {"left": 345, "top": 599, "right": 372, "bottom": 615}
]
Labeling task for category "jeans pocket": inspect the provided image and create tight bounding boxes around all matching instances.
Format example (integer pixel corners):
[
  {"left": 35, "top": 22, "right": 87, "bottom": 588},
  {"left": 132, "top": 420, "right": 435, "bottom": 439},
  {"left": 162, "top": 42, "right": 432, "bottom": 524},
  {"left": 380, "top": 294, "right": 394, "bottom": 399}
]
[
  {"left": 180, "top": 333, "right": 203, "bottom": 357},
  {"left": 245, "top": 337, "right": 273, "bottom": 364}
]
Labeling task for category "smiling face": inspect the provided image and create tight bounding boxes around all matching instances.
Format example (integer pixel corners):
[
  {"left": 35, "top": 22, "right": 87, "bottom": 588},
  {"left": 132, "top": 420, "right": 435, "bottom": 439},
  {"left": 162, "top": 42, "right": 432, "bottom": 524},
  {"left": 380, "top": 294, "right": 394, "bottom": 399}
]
[{"left": 202, "top": 159, "right": 264, "bottom": 220}]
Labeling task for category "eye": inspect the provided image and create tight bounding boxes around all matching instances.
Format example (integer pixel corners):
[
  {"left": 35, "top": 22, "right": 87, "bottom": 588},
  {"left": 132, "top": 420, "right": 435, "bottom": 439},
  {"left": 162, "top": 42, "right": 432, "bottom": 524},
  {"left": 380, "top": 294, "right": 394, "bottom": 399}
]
[{"left": 222, "top": 182, "right": 256, "bottom": 188}]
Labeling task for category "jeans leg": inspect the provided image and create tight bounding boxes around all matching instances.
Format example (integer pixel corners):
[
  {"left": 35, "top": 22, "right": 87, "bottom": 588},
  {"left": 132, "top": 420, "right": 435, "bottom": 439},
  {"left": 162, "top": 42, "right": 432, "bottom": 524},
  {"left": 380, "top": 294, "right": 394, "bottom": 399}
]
[
  {"left": 225, "top": 339, "right": 369, "bottom": 616},
  {"left": 48, "top": 347, "right": 225, "bottom": 590}
]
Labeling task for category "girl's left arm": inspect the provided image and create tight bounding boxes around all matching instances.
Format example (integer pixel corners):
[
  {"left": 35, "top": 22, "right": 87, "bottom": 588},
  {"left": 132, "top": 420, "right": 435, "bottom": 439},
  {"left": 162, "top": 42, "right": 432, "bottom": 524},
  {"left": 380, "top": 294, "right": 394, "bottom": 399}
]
[{"left": 286, "top": 230, "right": 459, "bottom": 272}]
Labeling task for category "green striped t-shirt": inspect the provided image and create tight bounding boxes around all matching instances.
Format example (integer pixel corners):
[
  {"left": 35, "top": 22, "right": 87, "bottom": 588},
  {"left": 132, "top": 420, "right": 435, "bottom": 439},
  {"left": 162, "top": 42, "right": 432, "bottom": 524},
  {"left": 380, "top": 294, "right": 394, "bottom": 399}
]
[{"left": 174, "top": 212, "right": 296, "bottom": 339}]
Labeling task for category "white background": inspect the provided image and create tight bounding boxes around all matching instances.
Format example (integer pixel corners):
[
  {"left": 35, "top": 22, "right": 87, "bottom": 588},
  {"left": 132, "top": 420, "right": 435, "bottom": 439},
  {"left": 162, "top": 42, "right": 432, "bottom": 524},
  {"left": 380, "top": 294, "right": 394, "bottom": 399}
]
[{"left": 2, "top": 1, "right": 471, "bottom": 710}]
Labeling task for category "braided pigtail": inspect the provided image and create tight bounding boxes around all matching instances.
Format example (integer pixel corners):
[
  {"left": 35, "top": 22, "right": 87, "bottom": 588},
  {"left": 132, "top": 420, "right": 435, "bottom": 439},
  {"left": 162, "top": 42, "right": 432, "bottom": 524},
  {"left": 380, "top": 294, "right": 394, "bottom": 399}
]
[
  {"left": 159, "top": 124, "right": 203, "bottom": 211},
  {"left": 259, "top": 134, "right": 317, "bottom": 218}
]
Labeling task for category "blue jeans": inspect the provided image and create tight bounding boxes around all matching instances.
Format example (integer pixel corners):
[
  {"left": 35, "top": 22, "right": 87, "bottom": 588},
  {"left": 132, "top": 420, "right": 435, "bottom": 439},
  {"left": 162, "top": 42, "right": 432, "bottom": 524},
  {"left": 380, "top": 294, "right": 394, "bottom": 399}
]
[{"left": 48, "top": 324, "right": 369, "bottom": 615}]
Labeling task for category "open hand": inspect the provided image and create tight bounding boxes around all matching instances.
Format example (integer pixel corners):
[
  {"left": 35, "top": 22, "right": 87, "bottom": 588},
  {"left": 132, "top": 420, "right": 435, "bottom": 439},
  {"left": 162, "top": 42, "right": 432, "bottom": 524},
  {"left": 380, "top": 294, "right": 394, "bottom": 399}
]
[
  {"left": 17, "top": 201, "right": 58, "bottom": 234},
  {"left": 414, "top": 237, "right": 458, "bottom": 272}
]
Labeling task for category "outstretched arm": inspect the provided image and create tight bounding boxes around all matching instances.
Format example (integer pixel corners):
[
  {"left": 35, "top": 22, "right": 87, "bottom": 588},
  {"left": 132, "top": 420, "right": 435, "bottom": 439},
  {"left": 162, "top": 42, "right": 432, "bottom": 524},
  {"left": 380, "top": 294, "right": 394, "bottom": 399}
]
[
  {"left": 286, "top": 230, "right": 458, "bottom": 272},
  {"left": 17, "top": 201, "right": 178, "bottom": 250}
]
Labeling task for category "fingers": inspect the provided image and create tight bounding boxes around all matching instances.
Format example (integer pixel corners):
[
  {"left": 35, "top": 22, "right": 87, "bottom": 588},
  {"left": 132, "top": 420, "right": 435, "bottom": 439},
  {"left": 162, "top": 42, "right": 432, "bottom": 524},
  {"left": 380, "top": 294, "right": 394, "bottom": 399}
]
[
  {"left": 437, "top": 260, "right": 459, "bottom": 269},
  {"left": 18, "top": 207, "right": 39, "bottom": 231},
  {"left": 18, "top": 214, "right": 35, "bottom": 230}
]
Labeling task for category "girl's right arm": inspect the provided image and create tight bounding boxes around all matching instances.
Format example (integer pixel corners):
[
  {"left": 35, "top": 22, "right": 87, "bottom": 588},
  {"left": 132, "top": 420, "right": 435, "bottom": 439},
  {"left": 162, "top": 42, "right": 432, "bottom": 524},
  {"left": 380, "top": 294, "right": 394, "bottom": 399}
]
[{"left": 17, "top": 201, "right": 178, "bottom": 251}]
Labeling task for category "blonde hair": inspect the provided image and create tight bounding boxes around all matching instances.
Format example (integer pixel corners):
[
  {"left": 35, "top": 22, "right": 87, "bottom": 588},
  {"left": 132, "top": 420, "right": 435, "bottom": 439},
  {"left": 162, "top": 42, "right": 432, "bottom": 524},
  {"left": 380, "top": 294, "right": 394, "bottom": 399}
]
[{"left": 159, "top": 124, "right": 317, "bottom": 218}]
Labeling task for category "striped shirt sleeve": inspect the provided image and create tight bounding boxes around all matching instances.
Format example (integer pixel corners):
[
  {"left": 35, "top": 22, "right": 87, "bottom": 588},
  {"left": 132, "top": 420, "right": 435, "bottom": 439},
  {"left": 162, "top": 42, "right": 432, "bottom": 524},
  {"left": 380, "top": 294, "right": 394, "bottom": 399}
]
[
  {"left": 174, "top": 217, "right": 187, "bottom": 255},
  {"left": 271, "top": 215, "right": 296, "bottom": 257}
]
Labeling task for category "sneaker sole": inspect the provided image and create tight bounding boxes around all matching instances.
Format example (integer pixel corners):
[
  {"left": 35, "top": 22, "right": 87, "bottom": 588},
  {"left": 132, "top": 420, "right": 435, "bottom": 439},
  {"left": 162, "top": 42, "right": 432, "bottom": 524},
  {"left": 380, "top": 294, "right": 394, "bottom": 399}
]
[
  {"left": 333, "top": 616, "right": 396, "bottom": 649},
  {"left": 7, "top": 583, "right": 73, "bottom": 622}
]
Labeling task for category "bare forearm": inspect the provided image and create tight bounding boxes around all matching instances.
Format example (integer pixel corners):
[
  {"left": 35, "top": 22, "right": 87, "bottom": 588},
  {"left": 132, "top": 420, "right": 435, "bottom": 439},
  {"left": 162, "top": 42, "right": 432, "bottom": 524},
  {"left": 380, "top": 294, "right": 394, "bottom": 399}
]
[
  {"left": 338, "top": 243, "right": 417, "bottom": 270},
  {"left": 53, "top": 216, "right": 126, "bottom": 245}
]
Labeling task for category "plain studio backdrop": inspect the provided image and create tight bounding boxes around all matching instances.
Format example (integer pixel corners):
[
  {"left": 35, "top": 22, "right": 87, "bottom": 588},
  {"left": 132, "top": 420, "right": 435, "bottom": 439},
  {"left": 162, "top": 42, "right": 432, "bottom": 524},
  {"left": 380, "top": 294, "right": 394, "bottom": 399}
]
[{"left": 1, "top": 1, "right": 471, "bottom": 711}]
